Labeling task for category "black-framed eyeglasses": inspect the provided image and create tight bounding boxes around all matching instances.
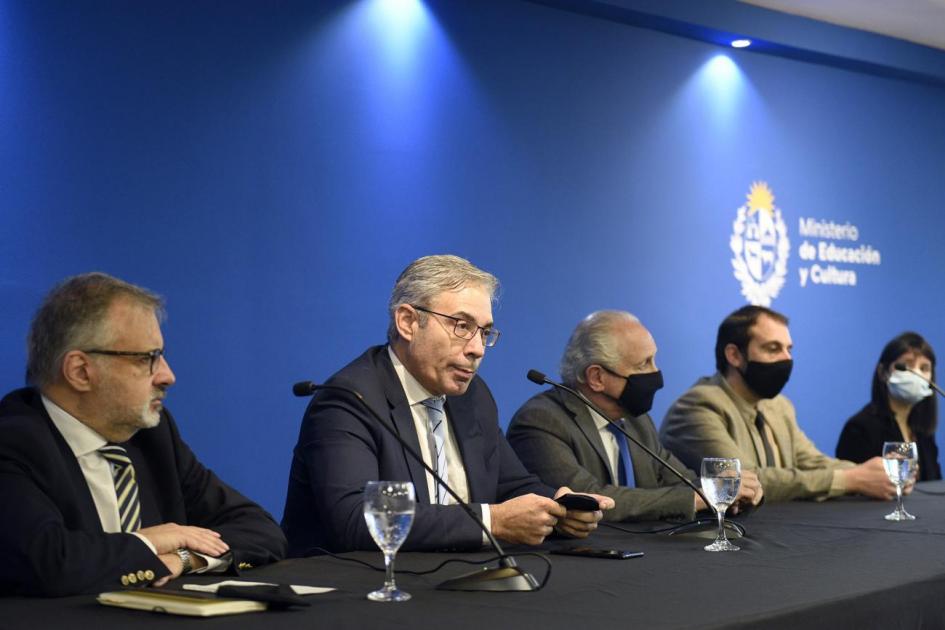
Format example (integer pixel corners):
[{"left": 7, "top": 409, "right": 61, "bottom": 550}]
[
  {"left": 83, "top": 348, "right": 165, "bottom": 375},
  {"left": 412, "top": 306, "right": 500, "bottom": 347}
]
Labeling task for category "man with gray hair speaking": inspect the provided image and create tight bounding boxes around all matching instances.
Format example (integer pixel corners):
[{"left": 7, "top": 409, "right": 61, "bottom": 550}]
[
  {"left": 508, "top": 311, "right": 762, "bottom": 522},
  {"left": 0, "top": 273, "right": 286, "bottom": 597},
  {"left": 282, "top": 255, "right": 612, "bottom": 554}
]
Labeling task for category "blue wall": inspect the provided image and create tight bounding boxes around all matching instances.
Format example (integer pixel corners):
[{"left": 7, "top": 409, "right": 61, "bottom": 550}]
[{"left": 2, "top": 0, "right": 944, "bottom": 518}]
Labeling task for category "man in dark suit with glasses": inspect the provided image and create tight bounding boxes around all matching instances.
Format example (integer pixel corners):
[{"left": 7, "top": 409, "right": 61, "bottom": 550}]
[
  {"left": 282, "top": 254, "right": 613, "bottom": 555},
  {"left": 0, "top": 272, "right": 286, "bottom": 596}
]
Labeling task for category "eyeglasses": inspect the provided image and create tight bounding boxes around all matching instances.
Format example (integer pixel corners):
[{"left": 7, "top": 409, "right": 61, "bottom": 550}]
[
  {"left": 83, "top": 348, "right": 165, "bottom": 375},
  {"left": 412, "top": 306, "right": 500, "bottom": 347}
]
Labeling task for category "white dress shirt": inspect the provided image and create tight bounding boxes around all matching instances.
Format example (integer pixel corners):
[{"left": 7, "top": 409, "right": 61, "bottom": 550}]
[
  {"left": 42, "top": 396, "right": 226, "bottom": 573},
  {"left": 388, "top": 347, "right": 492, "bottom": 537},
  {"left": 589, "top": 405, "right": 622, "bottom": 485}
]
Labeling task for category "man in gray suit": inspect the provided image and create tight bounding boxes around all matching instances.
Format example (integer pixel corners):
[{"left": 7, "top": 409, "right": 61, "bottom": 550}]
[{"left": 508, "top": 311, "right": 762, "bottom": 522}]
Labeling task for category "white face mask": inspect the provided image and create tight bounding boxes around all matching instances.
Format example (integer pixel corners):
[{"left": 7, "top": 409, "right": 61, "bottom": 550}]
[{"left": 888, "top": 369, "right": 933, "bottom": 405}]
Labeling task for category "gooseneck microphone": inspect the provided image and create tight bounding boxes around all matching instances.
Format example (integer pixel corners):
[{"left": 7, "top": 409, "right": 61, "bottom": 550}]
[
  {"left": 526, "top": 370, "right": 745, "bottom": 538},
  {"left": 293, "top": 380, "right": 541, "bottom": 592},
  {"left": 893, "top": 364, "right": 945, "bottom": 399}
]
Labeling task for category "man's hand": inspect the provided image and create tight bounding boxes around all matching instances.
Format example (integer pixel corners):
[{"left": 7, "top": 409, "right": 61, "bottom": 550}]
[
  {"left": 153, "top": 553, "right": 183, "bottom": 587},
  {"left": 138, "top": 523, "right": 229, "bottom": 557},
  {"left": 490, "top": 494, "right": 566, "bottom": 545},
  {"left": 151, "top": 551, "right": 207, "bottom": 587},
  {"left": 730, "top": 470, "right": 763, "bottom": 514},
  {"left": 552, "top": 487, "right": 613, "bottom": 538},
  {"left": 152, "top": 552, "right": 208, "bottom": 588},
  {"left": 842, "top": 457, "right": 897, "bottom": 500},
  {"left": 694, "top": 470, "right": 763, "bottom": 513}
]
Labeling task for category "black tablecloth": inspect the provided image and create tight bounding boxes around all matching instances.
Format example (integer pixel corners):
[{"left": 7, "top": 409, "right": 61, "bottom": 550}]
[{"left": 5, "top": 484, "right": 945, "bottom": 629}]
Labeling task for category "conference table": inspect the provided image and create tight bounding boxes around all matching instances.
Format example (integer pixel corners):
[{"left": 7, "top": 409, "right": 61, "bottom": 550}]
[{"left": 6, "top": 484, "right": 945, "bottom": 629}]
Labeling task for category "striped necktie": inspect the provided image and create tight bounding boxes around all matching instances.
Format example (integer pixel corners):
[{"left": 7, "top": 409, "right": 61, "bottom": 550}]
[
  {"left": 99, "top": 444, "right": 143, "bottom": 532},
  {"left": 421, "top": 397, "right": 450, "bottom": 504}
]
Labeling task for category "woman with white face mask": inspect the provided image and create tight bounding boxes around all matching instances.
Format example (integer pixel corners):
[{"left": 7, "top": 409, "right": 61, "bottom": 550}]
[{"left": 836, "top": 332, "right": 940, "bottom": 481}]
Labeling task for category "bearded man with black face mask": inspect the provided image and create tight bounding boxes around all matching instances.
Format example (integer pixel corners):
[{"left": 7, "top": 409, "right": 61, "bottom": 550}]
[
  {"left": 661, "top": 305, "right": 897, "bottom": 502},
  {"left": 507, "top": 311, "right": 762, "bottom": 522}
]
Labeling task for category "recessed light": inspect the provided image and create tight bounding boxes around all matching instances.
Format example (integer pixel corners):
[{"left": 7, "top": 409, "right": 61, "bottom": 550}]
[{"left": 731, "top": 39, "right": 752, "bottom": 48}]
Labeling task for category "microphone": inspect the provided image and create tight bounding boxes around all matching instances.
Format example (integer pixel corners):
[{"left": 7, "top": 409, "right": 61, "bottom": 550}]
[
  {"left": 526, "top": 370, "right": 745, "bottom": 539},
  {"left": 893, "top": 364, "right": 945, "bottom": 399},
  {"left": 292, "top": 380, "right": 541, "bottom": 592}
]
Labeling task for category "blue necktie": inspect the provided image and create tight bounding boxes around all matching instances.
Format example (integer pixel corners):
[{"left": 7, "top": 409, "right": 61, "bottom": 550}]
[
  {"left": 606, "top": 420, "right": 636, "bottom": 488},
  {"left": 99, "top": 444, "right": 143, "bottom": 532},
  {"left": 420, "top": 397, "right": 449, "bottom": 504}
]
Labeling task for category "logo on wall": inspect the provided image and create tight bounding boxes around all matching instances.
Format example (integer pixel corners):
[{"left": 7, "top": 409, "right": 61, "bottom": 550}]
[{"left": 730, "top": 181, "right": 790, "bottom": 306}]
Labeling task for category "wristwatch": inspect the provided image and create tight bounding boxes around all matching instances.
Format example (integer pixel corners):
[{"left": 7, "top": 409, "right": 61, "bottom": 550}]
[{"left": 175, "top": 548, "right": 193, "bottom": 574}]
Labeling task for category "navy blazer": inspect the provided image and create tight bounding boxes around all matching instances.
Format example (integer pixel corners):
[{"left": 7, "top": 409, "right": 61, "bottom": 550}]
[
  {"left": 282, "top": 345, "right": 553, "bottom": 555},
  {"left": 0, "top": 388, "right": 286, "bottom": 596}
]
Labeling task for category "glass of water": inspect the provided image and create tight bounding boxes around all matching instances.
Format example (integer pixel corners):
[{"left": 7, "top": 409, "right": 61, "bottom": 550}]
[
  {"left": 701, "top": 458, "right": 742, "bottom": 552},
  {"left": 363, "top": 481, "right": 416, "bottom": 602},
  {"left": 882, "top": 442, "right": 918, "bottom": 521}
]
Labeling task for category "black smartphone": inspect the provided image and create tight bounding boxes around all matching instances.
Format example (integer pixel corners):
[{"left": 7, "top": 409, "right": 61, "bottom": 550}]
[
  {"left": 551, "top": 547, "right": 644, "bottom": 560},
  {"left": 555, "top": 493, "right": 600, "bottom": 511}
]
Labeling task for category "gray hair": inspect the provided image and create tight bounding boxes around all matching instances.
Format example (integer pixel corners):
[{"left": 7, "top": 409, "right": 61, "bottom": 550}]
[
  {"left": 27, "top": 272, "right": 165, "bottom": 389},
  {"left": 387, "top": 255, "right": 499, "bottom": 342},
  {"left": 560, "top": 310, "right": 640, "bottom": 387}
]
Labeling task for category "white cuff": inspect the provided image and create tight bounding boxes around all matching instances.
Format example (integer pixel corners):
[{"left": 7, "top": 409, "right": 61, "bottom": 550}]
[
  {"left": 191, "top": 551, "right": 232, "bottom": 574},
  {"left": 480, "top": 504, "right": 492, "bottom": 546}
]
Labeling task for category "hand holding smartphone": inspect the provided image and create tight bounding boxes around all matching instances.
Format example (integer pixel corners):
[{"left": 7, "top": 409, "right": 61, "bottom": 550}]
[{"left": 555, "top": 493, "right": 601, "bottom": 511}]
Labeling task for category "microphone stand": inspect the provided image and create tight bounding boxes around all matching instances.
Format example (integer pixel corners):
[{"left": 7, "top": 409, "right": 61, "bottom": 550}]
[
  {"left": 526, "top": 370, "right": 745, "bottom": 539},
  {"left": 293, "top": 381, "right": 541, "bottom": 592}
]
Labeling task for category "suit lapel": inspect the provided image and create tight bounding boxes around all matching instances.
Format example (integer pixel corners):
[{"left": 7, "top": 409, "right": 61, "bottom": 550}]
[
  {"left": 444, "top": 394, "right": 485, "bottom": 502},
  {"left": 718, "top": 374, "right": 768, "bottom": 468},
  {"left": 123, "top": 440, "right": 162, "bottom": 526},
  {"left": 760, "top": 401, "right": 793, "bottom": 467},
  {"left": 744, "top": 415, "right": 767, "bottom": 467},
  {"left": 377, "top": 350, "right": 431, "bottom": 504},
  {"left": 30, "top": 394, "right": 106, "bottom": 531},
  {"left": 559, "top": 391, "right": 618, "bottom": 484}
]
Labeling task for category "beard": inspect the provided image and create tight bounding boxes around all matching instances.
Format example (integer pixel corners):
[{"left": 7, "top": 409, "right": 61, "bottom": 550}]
[
  {"left": 97, "top": 379, "right": 165, "bottom": 441},
  {"left": 138, "top": 396, "right": 163, "bottom": 429}
]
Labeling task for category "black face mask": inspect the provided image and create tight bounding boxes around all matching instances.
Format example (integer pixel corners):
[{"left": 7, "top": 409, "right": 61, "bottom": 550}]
[
  {"left": 605, "top": 368, "right": 664, "bottom": 417},
  {"left": 741, "top": 359, "right": 793, "bottom": 399}
]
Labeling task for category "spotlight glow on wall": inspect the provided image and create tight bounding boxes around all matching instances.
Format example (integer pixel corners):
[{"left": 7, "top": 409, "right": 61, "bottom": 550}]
[
  {"left": 731, "top": 39, "right": 752, "bottom": 49},
  {"left": 691, "top": 54, "right": 749, "bottom": 131},
  {"left": 366, "top": 0, "right": 431, "bottom": 72}
]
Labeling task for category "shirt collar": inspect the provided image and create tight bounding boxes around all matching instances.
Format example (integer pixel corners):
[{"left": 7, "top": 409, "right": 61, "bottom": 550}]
[
  {"left": 388, "top": 345, "right": 438, "bottom": 407},
  {"left": 587, "top": 405, "right": 614, "bottom": 431},
  {"left": 42, "top": 395, "right": 108, "bottom": 457},
  {"left": 585, "top": 405, "right": 629, "bottom": 431},
  {"left": 712, "top": 371, "right": 760, "bottom": 421}
]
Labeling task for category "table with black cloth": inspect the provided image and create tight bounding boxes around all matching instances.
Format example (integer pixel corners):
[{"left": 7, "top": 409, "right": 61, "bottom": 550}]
[{"left": 6, "top": 483, "right": 945, "bottom": 629}]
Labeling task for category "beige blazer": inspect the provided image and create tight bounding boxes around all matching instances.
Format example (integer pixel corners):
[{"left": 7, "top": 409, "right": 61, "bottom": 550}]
[{"left": 660, "top": 373, "right": 852, "bottom": 501}]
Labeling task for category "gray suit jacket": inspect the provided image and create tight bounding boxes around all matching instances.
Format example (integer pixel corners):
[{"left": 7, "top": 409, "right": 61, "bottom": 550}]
[{"left": 507, "top": 389, "right": 696, "bottom": 522}]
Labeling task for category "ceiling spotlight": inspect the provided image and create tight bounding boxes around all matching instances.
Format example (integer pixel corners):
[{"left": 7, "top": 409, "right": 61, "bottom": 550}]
[{"left": 731, "top": 39, "right": 752, "bottom": 48}]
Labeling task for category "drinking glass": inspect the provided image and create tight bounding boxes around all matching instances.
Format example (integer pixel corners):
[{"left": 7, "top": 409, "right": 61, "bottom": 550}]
[
  {"left": 882, "top": 442, "right": 918, "bottom": 521},
  {"left": 700, "top": 458, "right": 742, "bottom": 552},
  {"left": 363, "top": 481, "right": 416, "bottom": 601}
]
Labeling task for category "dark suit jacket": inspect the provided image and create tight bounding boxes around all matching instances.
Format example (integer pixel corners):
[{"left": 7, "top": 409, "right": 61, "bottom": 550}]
[
  {"left": 0, "top": 388, "right": 286, "bottom": 597},
  {"left": 836, "top": 403, "right": 941, "bottom": 481},
  {"left": 508, "top": 389, "right": 697, "bottom": 522},
  {"left": 281, "top": 345, "right": 554, "bottom": 555}
]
